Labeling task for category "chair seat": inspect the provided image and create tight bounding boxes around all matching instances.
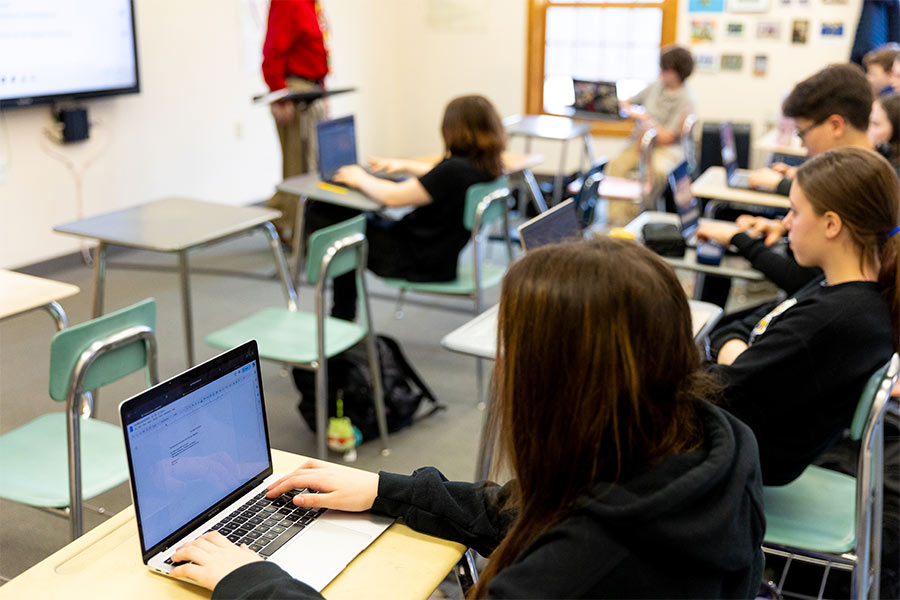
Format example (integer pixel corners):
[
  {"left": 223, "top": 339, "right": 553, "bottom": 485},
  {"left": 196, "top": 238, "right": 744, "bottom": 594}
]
[
  {"left": 381, "top": 262, "right": 506, "bottom": 295},
  {"left": 763, "top": 465, "right": 857, "bottom": 554},
  {"left": 205, "top": 307, "right": 368, "bottom": 365},
  {"left": 0, "top": 413, "right": 128, "bottom": 507}
]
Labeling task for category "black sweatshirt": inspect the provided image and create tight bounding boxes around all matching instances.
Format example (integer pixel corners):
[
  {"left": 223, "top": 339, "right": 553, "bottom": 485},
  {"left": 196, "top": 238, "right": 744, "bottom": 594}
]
[
  {"left": 212, "top": 403, "right": 765, "bottom": 599},
  {"left": 709, "top": 276, "right": 893, "bottom": 485}
]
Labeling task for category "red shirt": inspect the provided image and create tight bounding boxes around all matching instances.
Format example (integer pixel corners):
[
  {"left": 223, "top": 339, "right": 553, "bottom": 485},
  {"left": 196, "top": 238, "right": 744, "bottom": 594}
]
[{"left": 262, "top": 0, "right": 328, "bottom": 91}]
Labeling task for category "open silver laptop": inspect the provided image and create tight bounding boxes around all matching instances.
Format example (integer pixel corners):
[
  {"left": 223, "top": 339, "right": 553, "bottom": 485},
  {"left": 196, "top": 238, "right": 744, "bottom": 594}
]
[
  {"left": 720, "top": 121, "right": 757, "bottom": 190},
  {"left": 119, "top": 340, "right": 392, "bottom": 591},
  {"left": 517, "top": 198, "right": 582, "bottom": 252}
]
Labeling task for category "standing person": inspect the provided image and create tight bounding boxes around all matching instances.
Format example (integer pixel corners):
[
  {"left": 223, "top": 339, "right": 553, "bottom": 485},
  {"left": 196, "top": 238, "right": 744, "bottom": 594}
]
[
  {"left": 262, "top": 0, "right": 330, "bottom": 245},
  {"left": 168, "top": 238, "right": 766, "bottom": 599},
  {"left": 606, "top": 45, "right": 696, "bottom": 185}
]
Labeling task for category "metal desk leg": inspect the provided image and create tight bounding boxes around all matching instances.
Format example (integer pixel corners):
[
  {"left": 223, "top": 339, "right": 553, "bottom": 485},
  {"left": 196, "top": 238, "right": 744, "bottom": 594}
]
[
  {"left": 289, "top": 195, "right": 309, "bottom": 288},
  {"left": 582, "top": 132, "right": 597, "bottom": 165},
  {"left": 91, "top": 242, "right": 108, "bottom": 318},
  {"left": 44, "top": 302, "right": 69, "bottom": 331},
  {"left": 261, "top": 222, "right": 298, "bottom": 311},
  {"left": 521, "top": 168, "right": 548, "bottom": 214},
  {"left": 178, "top": 250, "right": 195, "bottom": 367},
  {"left": 552, "top": 141, "right": 569, "bottom": 206}
]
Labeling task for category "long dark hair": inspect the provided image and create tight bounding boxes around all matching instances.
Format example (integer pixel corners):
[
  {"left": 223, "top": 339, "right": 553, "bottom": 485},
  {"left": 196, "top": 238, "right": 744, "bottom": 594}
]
[
  {"left": 795, "top": 147, "right": 900, "bottom": 347},
  {"left": 876, "top": 93, "right": 900, "bottom": 166},
  {"left": 471, "top": 238, "right": 713, "bottom": 598},
  {"left": 441, "top": 95, "right": 505, "bottom": 179}
]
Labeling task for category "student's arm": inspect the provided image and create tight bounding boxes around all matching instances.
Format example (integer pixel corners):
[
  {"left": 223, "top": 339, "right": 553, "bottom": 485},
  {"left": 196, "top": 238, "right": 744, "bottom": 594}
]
[
  {"left": 367, "top": 157, "right": 435, "bottom": 177},
  {"left": 730, "top": 233, "right": 821, "bottom": 295},
  {"left": 332, "top": 165, "right": 432, "bottom": 208}
]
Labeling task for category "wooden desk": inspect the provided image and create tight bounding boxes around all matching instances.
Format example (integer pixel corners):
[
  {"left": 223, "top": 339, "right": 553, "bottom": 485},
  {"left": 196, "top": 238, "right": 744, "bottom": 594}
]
[
  {"left": 691, "top": 167, "right": 790, "bottom": 211},
  {"left": 54, "top": 198, "right": 297, "bottom": 367},
  {"left": 0, "top": 270, "right": 80, "bottom": 330},
  {"left": 0, "top": 449, "right": 465, "bottom": 600},
  {"left": 504, "top": 114, "right": 597, "bottom": 206}
]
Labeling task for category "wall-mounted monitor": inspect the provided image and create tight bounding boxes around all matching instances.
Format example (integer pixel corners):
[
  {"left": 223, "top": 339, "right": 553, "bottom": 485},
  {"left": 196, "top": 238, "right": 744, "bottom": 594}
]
[{"left": 0, "top": 0, "right": 140, "bottom": 109}]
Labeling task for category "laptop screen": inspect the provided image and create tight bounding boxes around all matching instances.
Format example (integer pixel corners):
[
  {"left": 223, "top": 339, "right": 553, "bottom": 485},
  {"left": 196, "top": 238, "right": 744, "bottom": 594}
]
[
  {"left": 120, "top": 341, "right": 271, "bottom": 555},
  {"left": 719, "top": 121, "right": 739, "bottom": 178},
  {"left": 571, "top": 79, "right": 619, "bottom": 116},
  {"left": 669, "top": 162, "right": 700, "bottom": 239},
  {"left": 316, "top": 116, "right": 358, "bottom": 181},
  {"left": 518, "top": 199, "right": 582, "bottom": 252}
]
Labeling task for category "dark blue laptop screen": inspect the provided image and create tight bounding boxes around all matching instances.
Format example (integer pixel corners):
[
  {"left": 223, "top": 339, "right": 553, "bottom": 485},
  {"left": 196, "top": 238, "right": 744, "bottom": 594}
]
[
  {"left": 123, "top": 358, "right": 269, "bottom": 550},
  {"left": 317, "top": 116, "right": 358, "bottom": 180}
]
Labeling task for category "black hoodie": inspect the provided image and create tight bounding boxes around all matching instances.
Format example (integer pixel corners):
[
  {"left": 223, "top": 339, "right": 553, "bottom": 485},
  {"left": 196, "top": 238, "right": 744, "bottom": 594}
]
[{"left": 213, "top": 402, "right": 765, "bottom": 599}]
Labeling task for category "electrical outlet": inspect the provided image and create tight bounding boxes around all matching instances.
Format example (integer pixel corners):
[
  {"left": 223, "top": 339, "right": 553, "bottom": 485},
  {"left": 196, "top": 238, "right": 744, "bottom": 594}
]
[{"left": 0, "top": 157, "right": 7, "bottom": 185}]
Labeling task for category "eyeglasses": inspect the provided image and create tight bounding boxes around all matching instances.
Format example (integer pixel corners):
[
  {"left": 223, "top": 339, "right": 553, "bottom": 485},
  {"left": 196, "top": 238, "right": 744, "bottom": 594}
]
[{"left": 794, "top": 119, "right": 826, "bottom": 140}]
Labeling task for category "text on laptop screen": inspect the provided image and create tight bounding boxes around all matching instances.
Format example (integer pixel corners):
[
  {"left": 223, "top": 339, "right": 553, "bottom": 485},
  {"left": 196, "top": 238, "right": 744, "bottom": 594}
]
[
  {"left": 720, "top": 123, "right": 738, "bottom": 173},
  {"left": 317, "top": 116, "right": 358, "bottom": 180},
  {"left": 124, "top": 360, "right": 268, "bottom": 550},
  {"left": 669, "top": 163, "right": 700, "bottom": 237}
]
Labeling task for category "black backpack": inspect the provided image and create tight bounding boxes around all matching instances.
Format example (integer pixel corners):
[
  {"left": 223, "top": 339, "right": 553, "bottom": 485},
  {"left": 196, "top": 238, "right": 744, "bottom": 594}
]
[{"left": 292, "top": 334, "right": 445, "bottom": 441}]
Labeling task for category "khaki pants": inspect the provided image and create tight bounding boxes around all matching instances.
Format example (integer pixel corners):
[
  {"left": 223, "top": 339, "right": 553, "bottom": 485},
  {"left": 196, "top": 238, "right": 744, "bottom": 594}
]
[{"left": 266, "top": 77, "right": 326, "bottom": 244}]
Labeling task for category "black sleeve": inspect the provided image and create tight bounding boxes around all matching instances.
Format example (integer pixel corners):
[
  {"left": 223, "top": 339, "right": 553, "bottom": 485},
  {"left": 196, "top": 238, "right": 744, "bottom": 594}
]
[
  {"left": 371, "top": 467, "right": 516, "bottom": 557},
  {"left": 731, "top": 233, "right": 821, "bottom": 295},
  {"left": 706, "top": 301, "right": 775, "bottom": 360},
  {"left": 416, "top": 158, "right": 460, "bottom": 205},
  {"left": 775, "top": 177, "right": 792, "bottom": 196},
  {"left": 212, "top": 561, "right": 321, "bottom": 599}
]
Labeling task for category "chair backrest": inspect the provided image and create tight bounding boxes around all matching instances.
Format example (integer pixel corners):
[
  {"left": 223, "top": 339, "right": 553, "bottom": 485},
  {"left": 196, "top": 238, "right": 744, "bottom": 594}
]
[
  {"left": 638, "top": 128, "right": 658, "bottom": 209},
  {"left": 850, "top": 355, "right": 899, "bottom": 441},
  {"left": 463, "top": 176, "right": 509, "bottom": 232},
  {"left": 573, "top": 162, "right": 605, "bottom": 228},
  {"left": 682, "top": 114, "right": 700, "bottom": 176},
  {"left": 305, "top": 215, "right": 367, "bottom": 286},
  {"left": 49, "top": 298, "right": 157, "bottom": 402}
]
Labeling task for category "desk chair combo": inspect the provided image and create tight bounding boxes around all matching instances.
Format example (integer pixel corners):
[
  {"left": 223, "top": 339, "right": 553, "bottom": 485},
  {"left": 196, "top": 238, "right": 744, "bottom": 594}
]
[
  {"left": 763, "top": 353, "right": 900, "bottom": 599},
  {"left": 0, "top": 298, "right": 159, "bottom": 542},
  {"left": 636, "top": 113, "right": 701, "bottom": 213},
  {"left": 382, "top": 177, "right": 514, "bottom": 407},
  {"left": 206, "top": 216, "right": 389, "bottom": 459}
]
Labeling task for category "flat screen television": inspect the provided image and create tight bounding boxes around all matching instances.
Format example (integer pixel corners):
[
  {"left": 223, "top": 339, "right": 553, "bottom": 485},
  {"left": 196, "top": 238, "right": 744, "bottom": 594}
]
[{"left": 0, "top": 0, "right": 140, "bottom": 109}]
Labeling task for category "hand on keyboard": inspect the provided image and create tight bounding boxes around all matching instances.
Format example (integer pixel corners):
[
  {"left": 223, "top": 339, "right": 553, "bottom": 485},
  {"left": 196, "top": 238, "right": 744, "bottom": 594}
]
[{"left": 170, "top": 531, "right": 262, "bottom": 591}]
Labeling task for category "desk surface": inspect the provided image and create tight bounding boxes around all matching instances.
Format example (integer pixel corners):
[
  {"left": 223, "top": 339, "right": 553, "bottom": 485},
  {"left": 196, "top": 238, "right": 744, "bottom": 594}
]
[
  {"left": 53, "top": 198, "right": 281, "bottom": 253},
  {"left": 691, "top": 167, "right": 790, "bottom": 210},
  {"left": 503, "top": 114, "right": 592, "bottom": 140},
  {"left": 0, "top": 450, "right": 465, "bottom": 600},
  {"left": 0, "top": 270, "right": 80, "bottom": 321},
  {"left": 277, "top": 174, "right": 383, "bottom": 212},
  {"left": 442, "top": 300, "right": 723, "bottom": 360}
]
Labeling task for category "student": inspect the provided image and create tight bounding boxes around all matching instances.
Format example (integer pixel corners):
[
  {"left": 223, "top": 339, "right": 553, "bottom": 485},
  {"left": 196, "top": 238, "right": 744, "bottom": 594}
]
[
  {"left": 863, "top": 43, "right": 900, "bottom": 97},
  {"left": 747, "top": 63, "right": 874, "bottom": 195},
  {"left": 606, "top": 45, "right": 696, "bottom": 183},
  {"left": 869, "top": 93, "right": 900, "bottom": 169},
  {"left": 313, "top": 94, "right": 504, "bottom": 320},
  {"left": 170, "top": 238, "right": 766, "bottom": 599}
]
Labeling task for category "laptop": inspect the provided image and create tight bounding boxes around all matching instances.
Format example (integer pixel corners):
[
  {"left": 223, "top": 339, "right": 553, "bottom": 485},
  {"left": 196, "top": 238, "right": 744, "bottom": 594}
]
[
  {"left": 316, "top": 115, "right": 406, "bottom": 184},
  {"left": 571, "top": 79, "right": 623, "bottom": 118},
  {"left": 719, "top": 122, "right": 757, "bottom": 190},
  {"left": 517, "top": 198, "right": 582, "bottom": 252},
  {"left": 670, "top": 161, "right": 726, "bottom": 265},
  {"left": 119, "top": 340, "right": 392, "bottom": 591}
]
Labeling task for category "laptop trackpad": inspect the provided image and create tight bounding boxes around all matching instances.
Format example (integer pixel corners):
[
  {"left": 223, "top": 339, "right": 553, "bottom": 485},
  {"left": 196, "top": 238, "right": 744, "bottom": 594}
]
[{"left": 269, "top": 521, "right": 372, "bottom": 592}]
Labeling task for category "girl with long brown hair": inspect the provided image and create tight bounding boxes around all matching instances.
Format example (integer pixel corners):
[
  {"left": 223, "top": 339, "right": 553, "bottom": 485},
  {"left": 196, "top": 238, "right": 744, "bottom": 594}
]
[{"left": 171, "top": 238, "right": 765, "bottom": 599}]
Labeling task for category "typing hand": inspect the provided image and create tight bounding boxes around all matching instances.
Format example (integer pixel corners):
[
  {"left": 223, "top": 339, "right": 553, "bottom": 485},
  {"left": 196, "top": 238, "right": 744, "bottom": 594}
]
[
  {"left": 170, "top": 531, "right": 262, "bottom": 591},
  {"left": 266, "top": 458, "right": 379, "bottom": 513},
  {"left": 696, "top": 221, "right": 739, "bottom": 246},
  {"left": 332, "top": 165, "right": 368, "bottom": 188},
  {"left": 747, "top": 168, "right": 783, "bottom": 191},
  {"left": 735, "top": 215, "right": 786, "bottom": 247},
  {"left": 367, "top": 157, "right": 404, "bottom": 174}
]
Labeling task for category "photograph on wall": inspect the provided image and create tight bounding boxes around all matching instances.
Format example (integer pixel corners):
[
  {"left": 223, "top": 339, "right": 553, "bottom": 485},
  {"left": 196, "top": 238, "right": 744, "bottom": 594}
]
[
  {"left": 726, "top": 22, "right": 745, "bottom": 37},
  {"left": 756, "top": 21, "right": 781, "bottom": 40},
  {"left": 822, "top": 0, "right": 848, "bottom": 4},
  {"left": 753, "top": 54, "right": 768, "bottom": 76},
  {"left": 727, "top": 0, "right": 769, "bottom": 13},
  {"left": 690, "top": 19, "right": 717, "bottom": 43},
  {"left": 780, "top": 0, "right": 791, "bottom": 5},
  {"left": 689, "top": 0, "right": 725, "bottom": 12},
  {"left": 798, "top": 0, "right": 810, "bottom": 6},
  {"left": 791, "top": 19, "right": 810, "bottom": 43},
  {"left": 721, "top": 54, "right": 744, "bottom": 71},
  {"left": 694, "top": 52, "right": 718, "bottom": 72},
  {"left": 820, "top": 21, "right": 845, "bottom": 37}
]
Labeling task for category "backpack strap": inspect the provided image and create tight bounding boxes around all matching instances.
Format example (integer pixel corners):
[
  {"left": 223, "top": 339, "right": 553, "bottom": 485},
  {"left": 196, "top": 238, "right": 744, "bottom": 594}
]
[{"left": 377, "top": 335, "right": 447, "bottom": 413}]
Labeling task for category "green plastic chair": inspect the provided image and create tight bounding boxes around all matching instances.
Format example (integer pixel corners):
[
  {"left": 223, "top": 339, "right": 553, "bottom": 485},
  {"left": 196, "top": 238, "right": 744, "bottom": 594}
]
[
  {"left": 382, "top": 177, "right": 513, "bottom": 406},
  {"left": 0, "top": 298, "right": 158, "bottom": 540},
  {"left": 206, "top": 215, "right": 389, "bottom": 459},
  {"left": 762, "top": 353, "right": 900, "bottom": 600}
]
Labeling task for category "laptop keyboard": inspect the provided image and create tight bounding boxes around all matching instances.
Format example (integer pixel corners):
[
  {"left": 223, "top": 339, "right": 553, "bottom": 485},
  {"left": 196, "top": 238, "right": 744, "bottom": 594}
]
[{"left": 164, "top": 488, "right": 326, "bottom": 565}]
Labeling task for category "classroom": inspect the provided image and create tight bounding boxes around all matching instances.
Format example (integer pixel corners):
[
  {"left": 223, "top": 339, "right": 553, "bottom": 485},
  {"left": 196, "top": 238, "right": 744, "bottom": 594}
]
[{"left": 1, "top": 0, "right": 899, "bottom": 598}]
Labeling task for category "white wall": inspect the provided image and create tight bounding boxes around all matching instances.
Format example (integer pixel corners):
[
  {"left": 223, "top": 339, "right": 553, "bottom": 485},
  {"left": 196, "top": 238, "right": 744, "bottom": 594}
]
[{"left": 0, "top": 0, "right": 865, "bottom": 269}]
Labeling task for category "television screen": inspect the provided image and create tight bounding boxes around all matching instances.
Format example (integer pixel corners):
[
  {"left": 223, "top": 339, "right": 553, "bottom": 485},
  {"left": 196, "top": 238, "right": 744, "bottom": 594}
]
[{"left": 0, "top": 0, "right": 140, "bottom": 108}]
